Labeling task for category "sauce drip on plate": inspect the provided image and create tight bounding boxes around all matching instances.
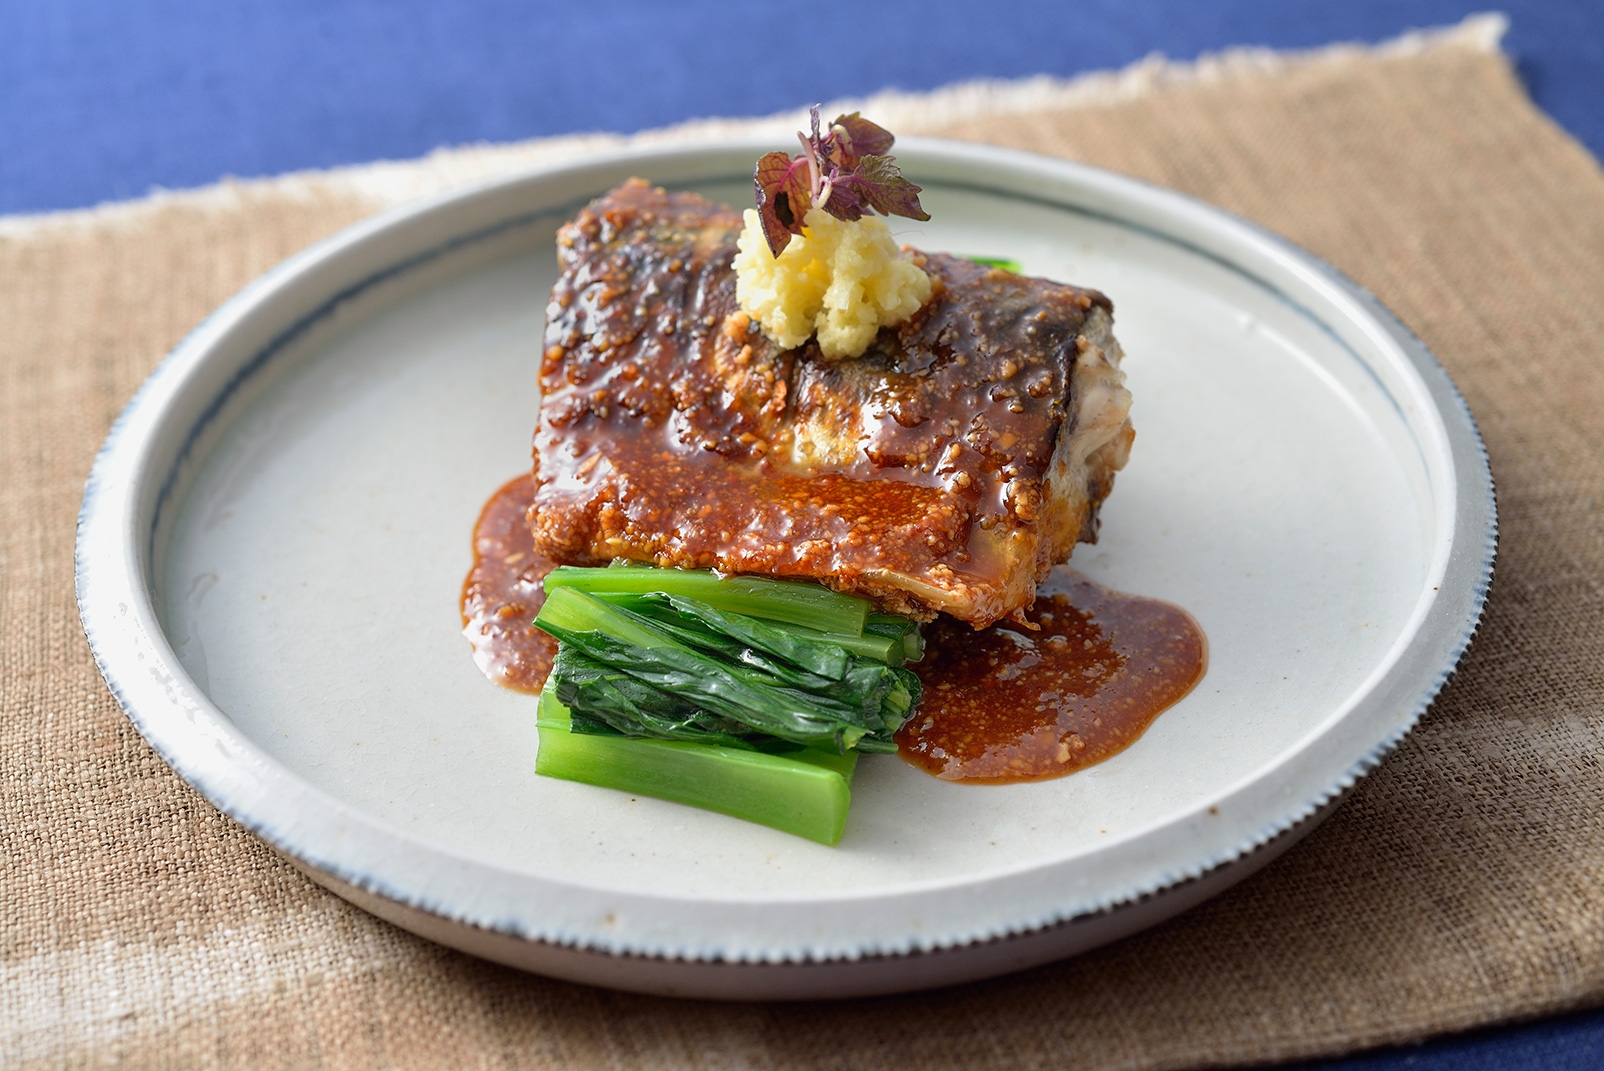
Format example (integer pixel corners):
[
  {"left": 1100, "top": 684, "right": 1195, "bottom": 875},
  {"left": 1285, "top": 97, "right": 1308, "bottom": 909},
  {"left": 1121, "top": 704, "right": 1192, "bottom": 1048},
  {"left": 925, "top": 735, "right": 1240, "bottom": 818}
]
[
  {"left": 899, "top": 570, "right": 1206, "bottom": 783},
  {"left": 461, "top": 474, "right": 558, "bottom": 693},
  {"left": 465, "top": 476, "right": 1206, "bottom": 780}
]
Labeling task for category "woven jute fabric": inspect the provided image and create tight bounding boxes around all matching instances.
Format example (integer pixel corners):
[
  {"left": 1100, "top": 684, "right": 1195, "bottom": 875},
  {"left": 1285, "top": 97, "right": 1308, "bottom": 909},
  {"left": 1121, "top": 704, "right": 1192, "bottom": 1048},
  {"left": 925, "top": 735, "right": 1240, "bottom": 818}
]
[{"left": 7, "top": 20, "right": 1604, "bottom": 1070}]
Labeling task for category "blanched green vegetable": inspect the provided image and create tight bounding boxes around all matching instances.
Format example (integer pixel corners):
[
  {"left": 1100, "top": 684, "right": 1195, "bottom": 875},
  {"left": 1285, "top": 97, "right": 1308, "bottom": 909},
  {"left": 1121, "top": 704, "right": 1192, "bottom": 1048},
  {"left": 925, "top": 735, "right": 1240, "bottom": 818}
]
[
  {"left": 532, "top": 564, "right": 924, "bottom": 842},
  {"left": 544, "top": 564, "right": 870, "bottom": 636},
  {"left": 536, "top": 691, "right": 857, "bottom": 845},
  {"left": 866, "top": 612, "right": 926, "bottom": 662},
  {"left": 965, "top": 255, "right": 1022, "bottom": 273},
  {"left": 537, "top": 586, "right": 916, "bottom": 753}
]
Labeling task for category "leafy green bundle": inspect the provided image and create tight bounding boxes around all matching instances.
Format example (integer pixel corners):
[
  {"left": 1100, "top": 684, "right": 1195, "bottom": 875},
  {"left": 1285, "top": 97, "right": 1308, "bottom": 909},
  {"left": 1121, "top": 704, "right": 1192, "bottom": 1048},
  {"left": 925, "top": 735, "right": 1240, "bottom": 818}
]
[
  {"left": 536, "top": 565, "right": 922, "bottom": 754},
  {"left": 530, "top": 565, "right": 925, "bottom": 844}
]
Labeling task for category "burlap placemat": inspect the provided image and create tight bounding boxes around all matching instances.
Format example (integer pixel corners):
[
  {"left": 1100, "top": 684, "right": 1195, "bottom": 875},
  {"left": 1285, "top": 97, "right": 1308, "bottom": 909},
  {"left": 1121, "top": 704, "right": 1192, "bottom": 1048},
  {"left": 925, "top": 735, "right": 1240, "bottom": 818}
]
[{"left": 7, "top": 15, "right": 1604, "bottom": 1069}]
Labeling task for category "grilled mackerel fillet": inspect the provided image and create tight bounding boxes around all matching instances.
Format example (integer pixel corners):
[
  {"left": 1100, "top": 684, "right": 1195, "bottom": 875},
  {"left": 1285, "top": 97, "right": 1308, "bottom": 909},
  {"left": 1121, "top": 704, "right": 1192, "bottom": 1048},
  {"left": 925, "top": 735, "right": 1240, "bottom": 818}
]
[{"left": 531, "top": 180, "right": 1133, "bottom": 628}]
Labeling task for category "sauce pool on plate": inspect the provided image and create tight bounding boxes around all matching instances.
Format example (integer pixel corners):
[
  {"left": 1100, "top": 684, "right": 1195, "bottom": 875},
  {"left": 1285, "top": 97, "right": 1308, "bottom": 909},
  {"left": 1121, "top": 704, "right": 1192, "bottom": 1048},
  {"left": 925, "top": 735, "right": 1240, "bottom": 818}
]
[
  {"left": 461, "top": 474, "right": 558, "bottom": 693},
  {"left": 899, "top": 569, "right": 1206, "bottom": 783},
  {"left": 463, "top": 476, "right": 1205, "bottom": 782}
]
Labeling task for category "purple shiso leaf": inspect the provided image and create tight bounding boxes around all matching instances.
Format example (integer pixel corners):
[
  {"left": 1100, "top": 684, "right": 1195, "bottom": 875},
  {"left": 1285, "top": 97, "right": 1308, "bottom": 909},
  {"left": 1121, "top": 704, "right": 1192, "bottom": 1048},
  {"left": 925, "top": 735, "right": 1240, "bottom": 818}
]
[
  {"left": 830, "top": 112, "right": 895, "bottom": 164},
  {"left": 817, "top": 173, "right": 866, "bottom": 223},
  {"left": 752, "top": 108, "right": 929, "bottom": 251},
  {"left": 831, "top": 155, "right": 931, "bottom": 222},
  {"left": 754, "top": 150, "right": 814, "bottom": 256}
]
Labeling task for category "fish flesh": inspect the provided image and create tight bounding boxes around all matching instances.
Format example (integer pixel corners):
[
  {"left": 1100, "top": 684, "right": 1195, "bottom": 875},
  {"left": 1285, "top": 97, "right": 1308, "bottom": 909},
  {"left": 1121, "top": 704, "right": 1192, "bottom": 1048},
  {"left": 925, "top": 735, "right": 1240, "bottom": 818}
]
[{"left": 530, "top": 179, "right": 1133, "bottom": 628}]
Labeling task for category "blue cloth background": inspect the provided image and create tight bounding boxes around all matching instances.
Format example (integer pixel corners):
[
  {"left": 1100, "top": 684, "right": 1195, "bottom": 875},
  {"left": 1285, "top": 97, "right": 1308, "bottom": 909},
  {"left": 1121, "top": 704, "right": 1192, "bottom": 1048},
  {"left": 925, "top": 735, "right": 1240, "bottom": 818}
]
[
  {"left": 3, "top": 1, "right": 1601, "bottom": 215},
  {"left": 8, "top": 2, "right": 1604, "bottom": 1067}
]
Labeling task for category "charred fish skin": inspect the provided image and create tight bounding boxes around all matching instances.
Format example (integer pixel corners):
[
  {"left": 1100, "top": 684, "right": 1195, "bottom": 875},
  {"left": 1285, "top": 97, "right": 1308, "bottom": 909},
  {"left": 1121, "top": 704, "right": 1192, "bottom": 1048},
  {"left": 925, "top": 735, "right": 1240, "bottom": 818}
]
[{"left": 531, "top": 179, "right": 1133, "bottom": 628}]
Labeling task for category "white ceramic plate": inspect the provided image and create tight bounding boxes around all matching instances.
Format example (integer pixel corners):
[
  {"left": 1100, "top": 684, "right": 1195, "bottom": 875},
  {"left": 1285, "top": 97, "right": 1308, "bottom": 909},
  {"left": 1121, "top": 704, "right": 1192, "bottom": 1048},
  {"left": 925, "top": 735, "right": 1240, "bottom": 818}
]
[{"left": 76, "top": 140, "right": 1494, "bottom": 999}]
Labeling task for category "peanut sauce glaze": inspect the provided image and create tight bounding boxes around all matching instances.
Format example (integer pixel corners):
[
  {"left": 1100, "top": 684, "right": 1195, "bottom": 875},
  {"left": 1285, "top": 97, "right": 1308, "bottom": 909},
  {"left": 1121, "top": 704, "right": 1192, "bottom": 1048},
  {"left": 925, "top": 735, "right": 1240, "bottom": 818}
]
[
  {"left": 461, "top": 474, "right": 558, "bottom": 693},
  {"left": 528, "top": 180, "right": 1121, "bottom": 627},
  {"left": 899, "top": 569, "right": 1206, "bottom": 782},
  {"left": 463, "top": 476, "right": 1206, "bottom": 784}
]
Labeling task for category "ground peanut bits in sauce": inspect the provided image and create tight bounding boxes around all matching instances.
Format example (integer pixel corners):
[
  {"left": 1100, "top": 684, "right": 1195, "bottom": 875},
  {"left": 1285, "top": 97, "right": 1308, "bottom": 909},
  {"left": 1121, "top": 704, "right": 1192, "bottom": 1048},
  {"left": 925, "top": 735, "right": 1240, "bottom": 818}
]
[
  {"left": 899, "top": 569, "right": 1206, "bottom": 783},
  {"left": 464, "top": 479, "right": 1206, "bottom": 784},
  {"left": 461, "top": 474, "right": 558, "bottom": 693},
  {"left": 528, "top": 180, "right": 1131, "bottom": 630}
]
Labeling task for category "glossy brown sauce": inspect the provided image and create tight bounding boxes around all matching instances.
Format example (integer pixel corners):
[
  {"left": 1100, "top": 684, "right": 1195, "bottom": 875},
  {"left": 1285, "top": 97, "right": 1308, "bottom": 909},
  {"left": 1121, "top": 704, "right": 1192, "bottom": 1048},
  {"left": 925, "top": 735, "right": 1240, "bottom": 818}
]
[
  {"left": 898, "top": 569, "right": 1206, "bottom": 783},
  {"left": 529, "top": 180, "right": 1116, "bottom": 627},
  {"left": 466, "top": 477, "right": 1206, "bottom": 782},
  {"left": 460, "top": 474, "right": 559, "bottom": 693}
]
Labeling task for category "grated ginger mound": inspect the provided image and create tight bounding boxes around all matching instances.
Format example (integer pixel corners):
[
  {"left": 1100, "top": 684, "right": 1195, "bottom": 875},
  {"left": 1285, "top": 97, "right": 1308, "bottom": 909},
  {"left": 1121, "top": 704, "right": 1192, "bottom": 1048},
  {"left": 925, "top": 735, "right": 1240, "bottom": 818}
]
[{"left": 733, "top": 206, "right": 932, "bottom": 359}]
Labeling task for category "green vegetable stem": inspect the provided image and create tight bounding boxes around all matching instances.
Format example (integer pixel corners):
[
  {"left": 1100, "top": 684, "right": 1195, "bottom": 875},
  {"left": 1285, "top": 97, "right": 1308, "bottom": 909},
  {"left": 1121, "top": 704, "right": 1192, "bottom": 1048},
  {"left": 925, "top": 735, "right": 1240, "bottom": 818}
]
[
  {"left": 544, "top": 563, "right": 870, "bottom": 636},
  {"left": 536, "top": 690, "right": 858, "bottom": 845},
  {"left": 964, "top": 255, "right": 1022, "bottom": 273},
  {"left": 531, "top": 565, "right": 927, "bottom": 842}
]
